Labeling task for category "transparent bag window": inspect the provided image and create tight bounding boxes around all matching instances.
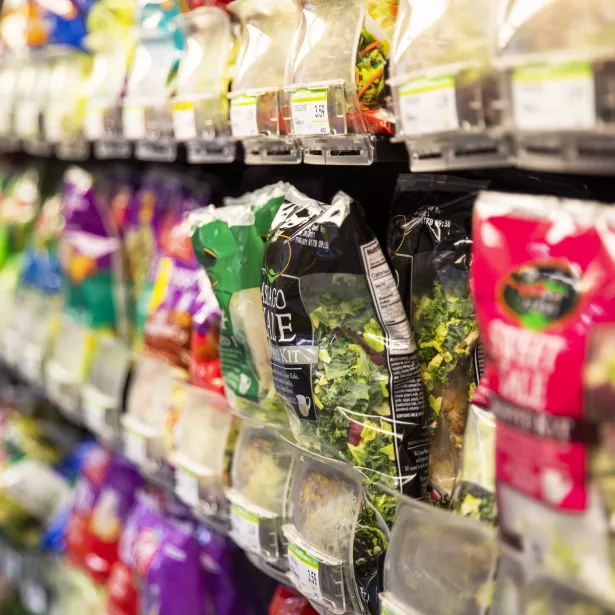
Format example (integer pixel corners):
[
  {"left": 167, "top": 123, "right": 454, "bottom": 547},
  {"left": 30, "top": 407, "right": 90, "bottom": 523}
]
[
  {"left": 381, "top": 493, "right": 497, "bottom": 615},
  {"left": 226, "top": 423, "right": 294, "bottom": 567}
]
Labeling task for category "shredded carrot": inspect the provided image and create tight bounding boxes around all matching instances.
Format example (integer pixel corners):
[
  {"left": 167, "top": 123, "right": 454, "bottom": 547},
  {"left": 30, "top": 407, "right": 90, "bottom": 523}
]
[
  {"left": 357, "top": 68, "right": 384, "bottom": 100},
  {"left": 360, "top": 40, "right": 381, "bottom": 56}
]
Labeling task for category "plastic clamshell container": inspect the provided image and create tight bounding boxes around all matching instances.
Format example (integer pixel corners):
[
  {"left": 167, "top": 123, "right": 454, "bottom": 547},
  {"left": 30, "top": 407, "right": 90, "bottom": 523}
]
[
  {"left": 173, "top": 384, "right": 234, "bottom": 532},
  {"left": 491, "top": 0, "right": 615, "bottom": 174},
  {"left": 14, "top": 55, "right": 53, "bottom": 156},
  {"left": 282, "top": 453, "right": 366, "bottom": 615},
  {"left": 227, "top": 0, "right": 302, "bottom": 164},
  {"left": 121, "top": 354, "right": 175, "bottom": 473},
  {"left": 227, "top": 423, "right": 294, "bottom": 569},
  {"left": 44, "top": 315, "right": 93, "bottom": 423},
  {"left": 44, "top": 52, "right": 91, "bottom": 160},
  {"left": 380, "top": 494, "right": 498, "bottom": 615},
  {"left": 389, "top": 0, "right": 508, "bottom": 172},
  {"left": 123, "top": 29, "right": 180, "bottom": 162},
  {"left": 0, "top": 59, "right": 20, "bottom": 151},
  {"left": 82, "top": 334, "right": 132, "bottom": 445},
  {"left": 172, "top": 7, "right": 236, "bottom": 163},
  {"left": 283, "top": 0, "right": 390, "bottom": 165},
  {"left": 85, "top": 44, "right": 134, "bottom": 159}
]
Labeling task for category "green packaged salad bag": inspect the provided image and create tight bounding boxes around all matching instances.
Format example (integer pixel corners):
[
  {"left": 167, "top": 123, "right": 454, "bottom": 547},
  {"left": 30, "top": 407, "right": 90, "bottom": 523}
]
[{"left": 190, "top": 183, "right": 290, "bottom": 426}]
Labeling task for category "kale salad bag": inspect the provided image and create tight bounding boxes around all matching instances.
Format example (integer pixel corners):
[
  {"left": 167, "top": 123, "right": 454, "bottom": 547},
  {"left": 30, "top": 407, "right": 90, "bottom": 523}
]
[
  {"left": 190, "top": 183, "right": 290, "bottom": 427},
  {"left": 262, "top": 188, "right": 429, "bottom": 506},
  {"left": 388, "top": 175, "right": 487, "bottom": 500}
]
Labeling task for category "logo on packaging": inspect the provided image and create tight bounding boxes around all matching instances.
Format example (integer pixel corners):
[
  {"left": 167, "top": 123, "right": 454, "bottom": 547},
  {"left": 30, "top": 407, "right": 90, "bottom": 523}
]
[
  {"left": 264, "top": 234, "right": 291, "bottom": 283},
  {"left": 498, "top": 261, "right": 580, "bottom": 330}
]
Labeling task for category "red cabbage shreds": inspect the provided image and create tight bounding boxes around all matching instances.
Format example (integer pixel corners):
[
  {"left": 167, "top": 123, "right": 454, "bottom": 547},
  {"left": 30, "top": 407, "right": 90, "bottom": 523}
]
[{"left": 472, "top": 190, "right": 615, "bottom": 598}]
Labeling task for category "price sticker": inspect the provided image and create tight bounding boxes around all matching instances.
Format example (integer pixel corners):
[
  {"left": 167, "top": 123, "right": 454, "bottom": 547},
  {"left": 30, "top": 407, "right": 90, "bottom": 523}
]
[
  {"left": 123, "top": 105, "right": 146, "bottom": 140},
  {"left": 287, "top": 540, "right": 322, "bottom": 602},
  {"left": 16, "top": 103, "right": 39, "bottom": 138},
  {"left": 124, "top": 430, "right": 147, "bottom": 465},
  {"left": 230, "top": 94, "right": 259, "bottom": 138},
  {"left": 172, "top": 101, "right": 197, "bottom": 141},
  {"left": 399, "top": 75, "right": 458, "bottom": 136},
  {"left": 85, "top": 105, "right": 105, "bottom": 139},
  {"left": 175, "top": 467, "right": 200, "bottom": 506},
  {"left": 512, "top": 61, "right": 595, "bottom": 130},
  {"left": 230, "top": 503, "right": 261, "bottom": 552},
  {"left": 291, "top": 88, "right": 330, "bottom": 135},
  {"left": 45, "top": 106, "right": 64, "bottom": 142},
  {"left": 22, "top": 343, "right": 42, "bottom": 383}
]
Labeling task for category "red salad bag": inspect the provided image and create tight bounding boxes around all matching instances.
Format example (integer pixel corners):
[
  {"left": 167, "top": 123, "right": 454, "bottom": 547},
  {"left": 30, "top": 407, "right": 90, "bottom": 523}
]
[{"left": 269, "top": 586, "right": 319, "bottom": 615}]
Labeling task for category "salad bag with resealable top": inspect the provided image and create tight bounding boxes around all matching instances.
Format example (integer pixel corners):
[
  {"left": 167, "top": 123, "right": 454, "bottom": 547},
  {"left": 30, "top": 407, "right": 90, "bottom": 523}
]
[
  {"left": 387, "top": 174, "right": 487, "bottom": 498},
  {"left": 263, "top": 188, "right": 429, "bottom": 502},
  {"left": 190, "top": 183, "right": 290, "bottom": 426},
  {"left": 472, "top": 191, "right": 615, "bottom": 598}
]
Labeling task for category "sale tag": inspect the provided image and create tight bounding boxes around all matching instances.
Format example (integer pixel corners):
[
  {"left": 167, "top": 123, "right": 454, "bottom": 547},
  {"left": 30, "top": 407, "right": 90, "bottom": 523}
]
[
  {"left": 287, "top": 540, "right": 322, "bottom": 602},
  {"left": 291, "top": 88, "right": 330, "bottom": 135},
  {"left": 124, "top": 430, "right": 147, "bottom": 465},
  {"left": 512, "top": 61, "right": 595, "bottom": 130},
  {"left": 16, "top": 103, "right": 39, "bottom": 138},
  {"left": 173, "top": 101, "right": 197, "bottom": 141},
  {"left": 399, "top": 75, "right": 458, "bottom": 136},
  {"left": 123, "top": 105, "right": 146, "bottom": 140},
  {"left": 175, "top": 466, "right": 200, "bottom": 506},
  {"left": 230, "top": 94, "right": 259, "bottom": 138},
  {"left": 230, "top": 502, "right": 261, "bottom": 552},
  {"left": 85, "top": 105, "right": 105, "bottom": 139}
]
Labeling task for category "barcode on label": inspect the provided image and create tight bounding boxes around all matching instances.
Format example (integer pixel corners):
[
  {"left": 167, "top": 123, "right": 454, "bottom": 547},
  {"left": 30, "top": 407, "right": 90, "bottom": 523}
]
[{"left": 291, "top": 89, "right": 330, "bottom": 135}]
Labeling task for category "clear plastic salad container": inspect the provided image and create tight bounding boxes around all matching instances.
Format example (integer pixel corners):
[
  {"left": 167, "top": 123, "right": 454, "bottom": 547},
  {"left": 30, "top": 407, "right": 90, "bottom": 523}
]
[
  {"left": 44, "top": 315, "right": 95, "bottom": 423},
  {"left": 14, "top": 53, "right": 53, "bottom": 156},
  {"left": 226, "top": 423, "right": 295, "bottom": 570},
  {"left": 491, "top": 0, "right": 615, "bottom": 173},
  {"left": 173, "top": 384, "right": 236, "bottom": 533},
  {"left": 0, "top": 56, "right": 20, "bottom": 151},
  {"left": 389, "top": 0, "right": 508, "bottom": 171},
  {"left": 283, "top": 451, "right": 389, "bottom": 615},
  {"left": 85, "top": 42, "right": 135, "bottom": 159},
  {"left": 121, "top": 354, "right": 176, "bottom": 474},
  {"left": 227, "top": 0, "right": 301, "bottom": 164},
  {"left": 82, "top": 334, "right": 132, "bottom": 445},
  {"left": 380, "top": 494, "right": 497, "bottom": 615},
  {"left": 283, "top": 0, "right": 398, "bottom": 165},
  {"left": 172, "top": 6, "right": 236, "bottom": 163},
  {"left": 44, "top": 52, "right": 92, "bottom": 161}
]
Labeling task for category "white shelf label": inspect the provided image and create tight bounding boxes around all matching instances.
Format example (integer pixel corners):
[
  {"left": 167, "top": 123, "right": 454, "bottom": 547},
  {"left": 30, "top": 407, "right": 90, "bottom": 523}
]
[
  {"left": 45, "top": 106, "right": 64, "bottom": 142},
  {"left": 16, "top": 103, "right": 38, "bottom": 138},
  {"left": 2, "top": 329, "right": 21, "bottom": 365},
  {"left": 512, "top": 61, "right": 595, "bottom": 130},
  {"left": 399, "top": 75, "right": 458, "bottom": 136},
  {"left": 85, "top": 106, "right": 105, "bottom": 140},
  {"left": 175, "top": 467, "right": 199, "bottom": 506},
  {"left": 230, "top": 503, "right": 261, "bottom": 552},
  {"left": 123, "top": 106, "right": 146, "bottom": 140},
  {"left": 173, "top": 101, "right": 197, "bottom": 141},
  {"left": 230, "top": 95, "right": 259, "bottom": 138},
  {"left": 124, "top": 430, "right": 147, "bottom": 465},
  {"left": 83, "top": 392, "right": 108, "bottom": 435},
  {"left": 287, "top": 540, "right": 322, "bottom": 602},
  {"left": 291, "top": 88, "right": 330, "bottom": 135},
  {"left": 22, "top": 343, "right": 43, "bottom": 383},
  {"left": 0, "top": 106, "right": 11, "bottom": 136}
]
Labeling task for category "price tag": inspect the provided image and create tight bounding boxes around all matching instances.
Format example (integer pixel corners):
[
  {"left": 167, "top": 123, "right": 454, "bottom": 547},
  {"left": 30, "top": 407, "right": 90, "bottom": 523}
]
[
  {"left": 230, "top": 503, "right": 261, "bottom": 552},
  {"left": 22, "top": 343, "right": 43, "bottom": 383},
  {"left": 287, "top": 540, "right": 322, "bottom": 602},
  {"left": 399, "top": 75, "right": 459, "bottom": 136},
  {"left": 2, "top": 329, "right": 21, "bottom": 365},
  {"left": 123, "top": 105, "right": 146, "bottom": 140},
  {"left": 512, "top": 61, "right": 595, "bottom": 130},
  {"left": 291, "top": 88, "right": 330, "bottom": 135},
  {"left": 0, "top": 106, "right": 11, "bottom": 136},
  {"left": 82, "top": 390, "right": 108, "bottom": 435},
  {"left": 16, "top": 103, "right": 38, "bottom": 138},
  {"left": 85, "top": 106, "right": 105, "bottom": 139},
  {"left": 45, "top": 106, "right": 64, "bottom": 142},
  {"left": 124, "top": 430, "right": 147, "bottom": 465},
  {"left": 175, "top": 467, "right": 199, "bottom": 506},
  {"left": 230, "top": 94, "right": 259, "bottom": 138},
  {"left": 172, "top": 101, "right": 197, "bottom": 141}
]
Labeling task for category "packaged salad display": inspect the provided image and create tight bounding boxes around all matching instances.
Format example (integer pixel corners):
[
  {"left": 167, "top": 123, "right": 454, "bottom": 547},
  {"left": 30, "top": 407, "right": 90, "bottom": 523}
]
[
  {"left": 283, "top": 451, "right": 389, "bottom": 615},
  {"left": 263, "top": 188, "right": 429, "bottom": 502},
  {"left": 472, "top": 191, "right": 615, "bottom": 598},
  {"left": 172, "top": 5, "right": 238, "bottom": 163},
  {"left": 379, "top": 492, "right": 497, "bottom": 615},
  {"left": 284, "top": 0, "right": 399, "bottom": 164},
  {"left": 387, "top": 174, "right": 486, "bottom": 496},
  {"left": 389, "top": 0, "right": 506, "bottom": 171},
  {"left": 492, "top": 0, "right": 615, "bottom": 173},
  {"left": 190, "top": 184, "right": 289, "bottom": 426},
  {"left": 226, "top": 423, "right": 294, "bottom": 572},
  {"left": 227, "top": 0, "right": 301, "bottom": 164}
]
